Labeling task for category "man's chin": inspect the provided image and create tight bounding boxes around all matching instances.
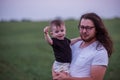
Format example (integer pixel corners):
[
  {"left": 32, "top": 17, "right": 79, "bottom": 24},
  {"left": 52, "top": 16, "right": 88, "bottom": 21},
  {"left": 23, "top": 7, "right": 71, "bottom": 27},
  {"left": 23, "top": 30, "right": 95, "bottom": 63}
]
[
  {"left": 83, "top": 39, "right": 90, "bottom": 42},
  {"left": 82, "top": 37, "right": 92, "bottom": 42},
  {"left": 82, "top": 37, "right": 96, "bottom": 42}
]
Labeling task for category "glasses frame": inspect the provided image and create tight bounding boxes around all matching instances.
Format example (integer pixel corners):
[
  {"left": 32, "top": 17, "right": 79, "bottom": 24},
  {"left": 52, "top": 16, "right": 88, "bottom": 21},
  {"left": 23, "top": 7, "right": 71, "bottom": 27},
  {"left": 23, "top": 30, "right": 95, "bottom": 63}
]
[{"left": 80, "top": 25, "right": 95, "bottom": 31}]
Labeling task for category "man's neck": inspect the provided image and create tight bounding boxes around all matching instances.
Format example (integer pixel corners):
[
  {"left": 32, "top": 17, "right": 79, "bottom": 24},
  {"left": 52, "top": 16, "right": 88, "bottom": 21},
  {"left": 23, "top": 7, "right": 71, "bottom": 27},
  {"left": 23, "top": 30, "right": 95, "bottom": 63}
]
[{"left": 80, "top": 39, "right": 96, "bottom": 48}]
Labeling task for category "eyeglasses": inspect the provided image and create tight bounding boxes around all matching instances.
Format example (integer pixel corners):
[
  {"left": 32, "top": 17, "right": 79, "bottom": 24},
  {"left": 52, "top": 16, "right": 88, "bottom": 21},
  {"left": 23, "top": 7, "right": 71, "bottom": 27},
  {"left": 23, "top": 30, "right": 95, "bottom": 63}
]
[{"left": 80, "top": 25, "right": 95, "bottom": 31}]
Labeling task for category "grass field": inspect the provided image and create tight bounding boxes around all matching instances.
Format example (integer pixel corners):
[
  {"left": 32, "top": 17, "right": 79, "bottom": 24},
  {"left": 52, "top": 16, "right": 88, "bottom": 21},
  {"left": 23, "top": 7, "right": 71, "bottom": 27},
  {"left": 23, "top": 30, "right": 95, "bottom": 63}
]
[{"left": 0, "top": 19, "right": 120, "bottom": 80}]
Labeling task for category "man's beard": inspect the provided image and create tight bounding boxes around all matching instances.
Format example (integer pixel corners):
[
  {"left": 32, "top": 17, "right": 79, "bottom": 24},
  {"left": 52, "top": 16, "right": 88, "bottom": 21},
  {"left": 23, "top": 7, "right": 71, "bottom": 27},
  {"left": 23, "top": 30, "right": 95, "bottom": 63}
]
[{"left": 81, "top": 36, "right": 96, "bottom": 42}]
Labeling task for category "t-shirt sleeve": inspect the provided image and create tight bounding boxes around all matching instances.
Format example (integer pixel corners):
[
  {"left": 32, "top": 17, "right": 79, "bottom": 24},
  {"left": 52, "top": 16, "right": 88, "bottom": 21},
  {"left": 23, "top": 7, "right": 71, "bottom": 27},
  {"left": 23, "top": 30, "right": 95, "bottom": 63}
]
[
  {"left": 92, "top": 49, "right": 108, "bottom": 67},
  {"left": 51, "top": 38, "right": 56, "bottom": 46}
]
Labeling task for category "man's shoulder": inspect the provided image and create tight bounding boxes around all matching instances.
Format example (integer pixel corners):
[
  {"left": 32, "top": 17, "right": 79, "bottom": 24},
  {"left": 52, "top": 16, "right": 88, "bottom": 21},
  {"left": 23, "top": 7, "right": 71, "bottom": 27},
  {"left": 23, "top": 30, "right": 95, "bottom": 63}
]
[
  {"left": 71, "top": 41, "right": 82, "bottom": 47},
  {"left": 91, "top": 41, "right": 107, "bottom": 56}
]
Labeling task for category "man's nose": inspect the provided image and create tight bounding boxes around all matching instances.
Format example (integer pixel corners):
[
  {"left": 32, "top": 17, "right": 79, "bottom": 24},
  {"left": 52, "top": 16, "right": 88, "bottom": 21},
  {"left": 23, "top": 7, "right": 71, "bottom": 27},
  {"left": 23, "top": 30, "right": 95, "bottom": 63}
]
[{"left": 82, "top": 28, "right": 87, "bottom": 33}]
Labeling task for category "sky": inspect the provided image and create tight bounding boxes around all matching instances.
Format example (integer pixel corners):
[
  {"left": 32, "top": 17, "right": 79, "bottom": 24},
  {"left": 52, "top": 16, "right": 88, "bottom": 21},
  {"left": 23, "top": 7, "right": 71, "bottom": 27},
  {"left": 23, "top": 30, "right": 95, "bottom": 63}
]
[{"left": 0, "top": 0, "right": 120, "bottom": 21}]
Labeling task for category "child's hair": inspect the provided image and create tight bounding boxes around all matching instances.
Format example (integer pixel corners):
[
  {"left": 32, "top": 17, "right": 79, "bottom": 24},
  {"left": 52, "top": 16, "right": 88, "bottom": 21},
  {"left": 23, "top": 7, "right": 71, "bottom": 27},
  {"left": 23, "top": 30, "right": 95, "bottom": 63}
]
[{"left": 49, "top": 19, "right": 65, "bottom": 31}]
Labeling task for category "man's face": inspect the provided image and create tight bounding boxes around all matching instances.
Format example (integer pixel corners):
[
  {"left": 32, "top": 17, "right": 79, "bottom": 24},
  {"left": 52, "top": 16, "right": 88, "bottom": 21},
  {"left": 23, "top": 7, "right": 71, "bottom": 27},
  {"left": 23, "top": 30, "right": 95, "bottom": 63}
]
[{"left": 79, "top": 18, "right": 96, "bottom": 42}]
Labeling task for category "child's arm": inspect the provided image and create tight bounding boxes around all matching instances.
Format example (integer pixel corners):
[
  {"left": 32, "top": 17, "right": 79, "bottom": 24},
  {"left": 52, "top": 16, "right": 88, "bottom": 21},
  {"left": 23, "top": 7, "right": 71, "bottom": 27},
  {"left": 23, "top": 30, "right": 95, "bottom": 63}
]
[
  {"left": 70, "top": 37, "right": 81, "bottom": 45},
  {"left": 44, "top": 26, "right": 53, "bottom": 45}
]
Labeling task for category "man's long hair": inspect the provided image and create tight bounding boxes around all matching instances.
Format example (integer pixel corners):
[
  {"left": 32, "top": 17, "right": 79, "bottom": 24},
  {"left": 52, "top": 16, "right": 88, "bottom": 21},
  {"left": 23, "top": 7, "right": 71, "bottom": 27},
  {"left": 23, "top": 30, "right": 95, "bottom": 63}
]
[{"left": 78, "top": 13, "right": 113, "bottom": 57}]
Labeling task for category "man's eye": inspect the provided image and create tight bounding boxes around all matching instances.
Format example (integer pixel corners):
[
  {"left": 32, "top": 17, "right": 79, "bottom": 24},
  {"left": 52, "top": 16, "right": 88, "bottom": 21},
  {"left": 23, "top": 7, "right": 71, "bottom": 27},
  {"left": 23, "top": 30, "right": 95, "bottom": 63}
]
[{"left": 80, "top": 26, "right": 84, "bottom": 29}]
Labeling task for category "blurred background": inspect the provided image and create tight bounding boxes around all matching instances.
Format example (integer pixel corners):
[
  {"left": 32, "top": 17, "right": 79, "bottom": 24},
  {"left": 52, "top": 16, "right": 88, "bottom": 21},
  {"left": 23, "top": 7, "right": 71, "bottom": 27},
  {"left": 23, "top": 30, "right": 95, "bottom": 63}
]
[
  {"left": 0, "top": 0, "right": 120, "bottom": 21},
  {"left": 0, "top": 0, "right": 120, "bottom": 80}
]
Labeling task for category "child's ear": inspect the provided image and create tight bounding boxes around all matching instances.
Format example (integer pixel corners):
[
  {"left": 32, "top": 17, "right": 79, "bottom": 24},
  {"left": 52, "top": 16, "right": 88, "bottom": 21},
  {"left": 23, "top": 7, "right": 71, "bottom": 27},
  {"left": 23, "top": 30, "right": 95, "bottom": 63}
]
[{"left": 50, "top": 32, "right": 53, "bottom": 35}]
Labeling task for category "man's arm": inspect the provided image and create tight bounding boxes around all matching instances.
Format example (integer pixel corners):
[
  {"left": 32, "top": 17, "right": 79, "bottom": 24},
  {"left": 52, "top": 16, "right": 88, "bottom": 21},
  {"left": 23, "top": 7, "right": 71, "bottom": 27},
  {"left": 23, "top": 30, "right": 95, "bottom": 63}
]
[
  {"left": 53, "top": 65, "right": 107, "bottom": 80},
  {"left": 44, "top": 26, "right": 53, "bottom": 45},
  {"left": 70, "top": 37, "right": 81, "bottom": 45}
]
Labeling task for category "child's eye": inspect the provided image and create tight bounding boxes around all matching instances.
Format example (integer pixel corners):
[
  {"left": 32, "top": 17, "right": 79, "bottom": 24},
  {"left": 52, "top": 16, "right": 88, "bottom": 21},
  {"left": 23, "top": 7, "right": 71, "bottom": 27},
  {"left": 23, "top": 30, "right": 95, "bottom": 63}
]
[{"left": 55, "top": 31, "right": 59, "bottom": 33}]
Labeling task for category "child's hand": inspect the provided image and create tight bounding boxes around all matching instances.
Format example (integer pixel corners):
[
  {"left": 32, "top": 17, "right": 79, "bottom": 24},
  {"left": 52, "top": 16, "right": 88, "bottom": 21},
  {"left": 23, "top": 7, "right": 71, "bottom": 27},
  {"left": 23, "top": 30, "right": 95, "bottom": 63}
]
[{"left": 44, "top": 26, "right": 50, "bottom": 34}]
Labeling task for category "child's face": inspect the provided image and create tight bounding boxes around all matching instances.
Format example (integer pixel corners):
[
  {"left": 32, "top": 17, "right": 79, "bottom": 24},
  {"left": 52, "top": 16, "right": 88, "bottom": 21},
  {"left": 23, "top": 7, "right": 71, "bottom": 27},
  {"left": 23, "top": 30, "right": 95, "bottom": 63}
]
[{"left": 51, "top": 25, "right": 66, "bottom": 40}]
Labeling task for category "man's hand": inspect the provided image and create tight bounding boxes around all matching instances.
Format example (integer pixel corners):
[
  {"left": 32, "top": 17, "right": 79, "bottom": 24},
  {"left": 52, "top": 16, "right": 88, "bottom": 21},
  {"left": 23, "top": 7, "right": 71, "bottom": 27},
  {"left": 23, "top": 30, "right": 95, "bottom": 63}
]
[{"left": 53, "top": 71, "right": 70, "bottom": 80}]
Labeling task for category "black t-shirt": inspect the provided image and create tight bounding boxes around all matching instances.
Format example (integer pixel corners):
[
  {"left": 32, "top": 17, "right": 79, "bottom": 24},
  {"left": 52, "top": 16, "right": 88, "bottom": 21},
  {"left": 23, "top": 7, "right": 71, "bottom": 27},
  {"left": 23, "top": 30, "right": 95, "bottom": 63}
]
[{"left": 51, "top": 37, "right": 72, "bottom": 63}]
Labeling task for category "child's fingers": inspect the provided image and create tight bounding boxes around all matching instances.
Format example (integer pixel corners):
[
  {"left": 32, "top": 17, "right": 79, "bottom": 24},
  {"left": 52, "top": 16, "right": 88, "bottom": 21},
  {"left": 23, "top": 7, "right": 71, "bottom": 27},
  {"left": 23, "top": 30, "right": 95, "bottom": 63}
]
[{"left": 44, "top": 26, "right": 49, "bottom": 32}]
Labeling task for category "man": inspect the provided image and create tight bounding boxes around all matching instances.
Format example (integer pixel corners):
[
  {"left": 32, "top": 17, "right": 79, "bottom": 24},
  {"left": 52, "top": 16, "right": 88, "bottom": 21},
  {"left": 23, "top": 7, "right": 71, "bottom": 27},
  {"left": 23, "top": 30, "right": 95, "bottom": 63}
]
[{"left": 53, "top": 13, "right": 113, "bottom": 80}]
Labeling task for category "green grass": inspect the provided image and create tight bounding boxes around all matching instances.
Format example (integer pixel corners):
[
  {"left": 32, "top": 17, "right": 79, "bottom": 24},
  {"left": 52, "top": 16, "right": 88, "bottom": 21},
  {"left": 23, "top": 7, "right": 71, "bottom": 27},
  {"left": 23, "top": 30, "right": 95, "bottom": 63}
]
[{"left": 0, "top": 19, "right": 120, "bottom": 80}]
